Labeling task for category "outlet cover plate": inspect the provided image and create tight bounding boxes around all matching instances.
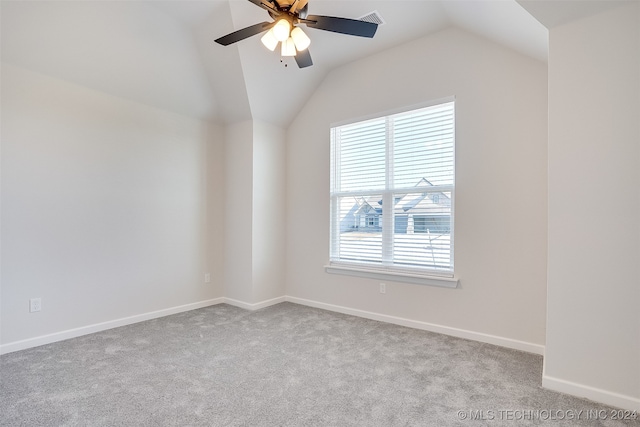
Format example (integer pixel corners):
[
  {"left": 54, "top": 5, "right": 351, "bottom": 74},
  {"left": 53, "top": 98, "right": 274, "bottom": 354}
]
[{"left": 30, "top": 298, "right": 42, "bottom": 312}]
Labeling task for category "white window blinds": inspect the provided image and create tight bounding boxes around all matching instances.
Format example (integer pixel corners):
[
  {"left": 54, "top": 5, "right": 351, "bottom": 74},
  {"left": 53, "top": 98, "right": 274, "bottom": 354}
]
[{"left": 330, "top": 101, "right": 455, "bottom": 276}]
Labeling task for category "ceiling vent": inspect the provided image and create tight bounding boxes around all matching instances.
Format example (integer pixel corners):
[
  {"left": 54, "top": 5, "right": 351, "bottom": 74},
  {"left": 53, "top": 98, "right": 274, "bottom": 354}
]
[{"left": 358, "top": 10, "right": 386, "bottom": 26}]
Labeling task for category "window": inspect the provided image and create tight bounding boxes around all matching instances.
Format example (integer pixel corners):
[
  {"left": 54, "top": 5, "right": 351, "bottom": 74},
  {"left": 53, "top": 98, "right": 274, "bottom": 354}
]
[{"left": 329, "top": 100, "right": 455, "bottom": 282}]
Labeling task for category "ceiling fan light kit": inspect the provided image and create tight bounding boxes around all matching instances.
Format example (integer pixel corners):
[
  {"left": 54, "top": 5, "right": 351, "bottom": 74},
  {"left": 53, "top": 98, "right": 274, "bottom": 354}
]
[
  {"left": 261, "top": 29, "right": 279, "bottom": 51},
  {"left": 273, "top": 18, "right": 292, "bottom": 41},
  {"left": 291, "top": 26, "right": 311, "bottom": 51},
  {"left": 215, "top": 0, "right": 379, "bottom": 68},
  {"left": 281, "top": 37, "right": 297, "bottom": 56}
]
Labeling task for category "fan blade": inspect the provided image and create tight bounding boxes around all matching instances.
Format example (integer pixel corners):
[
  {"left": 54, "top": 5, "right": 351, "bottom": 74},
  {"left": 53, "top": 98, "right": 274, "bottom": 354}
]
[
  {"left": 304, "top": 15, "right": 377, "bottom": 38},
  {"left": 247, "top": 0, "right": 281, "bottom": 15},
  {"left": 215, "top": 22, "right": 275, "bottom": 46},
  {"left": 295, "top": 49, "right": 313, "bottom": 68}
]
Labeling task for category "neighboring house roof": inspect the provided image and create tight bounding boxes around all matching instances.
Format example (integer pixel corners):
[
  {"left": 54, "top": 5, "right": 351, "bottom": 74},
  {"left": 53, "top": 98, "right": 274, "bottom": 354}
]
[
  {"left": 396, "top": 194, "right": 450, "bottom": 216},
  {"left": 353, "top": 197, "right": 381, "bottom": 216}
]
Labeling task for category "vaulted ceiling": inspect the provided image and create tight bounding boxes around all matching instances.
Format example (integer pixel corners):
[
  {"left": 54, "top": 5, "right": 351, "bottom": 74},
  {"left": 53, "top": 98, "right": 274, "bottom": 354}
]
[{"left": 0, "top": 1, "right": 622, "bottom": 128}]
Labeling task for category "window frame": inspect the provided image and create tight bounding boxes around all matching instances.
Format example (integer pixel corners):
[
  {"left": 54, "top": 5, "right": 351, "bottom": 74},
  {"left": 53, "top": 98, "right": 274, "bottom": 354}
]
[{"left": 326, "top": 98, "right": 458, "bottom": 288}]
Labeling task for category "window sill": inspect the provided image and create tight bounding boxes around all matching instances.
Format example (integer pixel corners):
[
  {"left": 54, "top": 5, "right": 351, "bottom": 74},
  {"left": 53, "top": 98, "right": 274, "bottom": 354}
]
[{"left": 324, "top": 264, "right": 459, "bottom": 288}]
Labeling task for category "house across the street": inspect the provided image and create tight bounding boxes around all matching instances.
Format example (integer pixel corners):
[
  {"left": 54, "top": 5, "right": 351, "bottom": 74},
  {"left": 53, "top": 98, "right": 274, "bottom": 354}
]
[{"left": 340, "top": 178, "right": 451, "bottom": 235}]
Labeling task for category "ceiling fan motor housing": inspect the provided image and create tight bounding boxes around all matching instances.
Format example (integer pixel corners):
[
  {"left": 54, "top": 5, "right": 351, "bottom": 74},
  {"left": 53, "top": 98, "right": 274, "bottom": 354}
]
[{"left": 268, "top": 0, "right": 308, "bottom": 19}]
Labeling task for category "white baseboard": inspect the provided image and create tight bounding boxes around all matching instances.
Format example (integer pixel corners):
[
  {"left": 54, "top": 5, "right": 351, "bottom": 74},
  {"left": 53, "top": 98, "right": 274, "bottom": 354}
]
[
  {"left": 542, "top": 374, "right": 640, "bottom": 412},
  {"left": 223, "top": 296, "right": 286, "bottom": 311},
  {"left": 0, "top": 298, "right": 225, "bottom": 355},
  {"left": 285, "top": 296, "right": 545, "bottom": 355},
  {"left": 1, "top": 294, "right": 544, "bottom": 357}
]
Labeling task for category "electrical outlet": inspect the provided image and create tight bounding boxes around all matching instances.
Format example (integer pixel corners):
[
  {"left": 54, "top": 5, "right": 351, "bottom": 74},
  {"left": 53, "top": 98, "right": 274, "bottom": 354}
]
[
  {"left": 30, "top": 298, "right": 42, "bottom": 313},
  {"left": 204, "top": 273, "right": 211, "bottom": 283},
  {"left": 379, "top": 283, "right": 386, "bottom": 294}
]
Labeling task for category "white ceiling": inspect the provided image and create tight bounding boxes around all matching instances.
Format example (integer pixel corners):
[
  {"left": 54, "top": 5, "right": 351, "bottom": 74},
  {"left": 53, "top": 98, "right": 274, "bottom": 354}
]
[{"left": 1, "top": 0, "right": 574, "bottom": 127}]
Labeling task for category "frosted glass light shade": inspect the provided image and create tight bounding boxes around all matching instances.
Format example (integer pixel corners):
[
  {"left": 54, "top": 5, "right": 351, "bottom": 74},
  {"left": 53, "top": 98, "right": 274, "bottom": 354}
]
[
  {"left": 273, "top": 19, "right": 291, "bottom": 42},
  {"left": 261, "top": 29, "right": 278, "bottom": 51},
  {"left": 291, "top": 27, "right": 310, "bottom": 51},
  {"left": 281, "top": 37, "right": 296, "bottom": 56}
]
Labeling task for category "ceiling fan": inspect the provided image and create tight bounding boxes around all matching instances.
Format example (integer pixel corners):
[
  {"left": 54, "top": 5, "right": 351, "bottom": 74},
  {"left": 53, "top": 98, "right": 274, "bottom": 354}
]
[{"left": 214, "top": 0, "right": 379, "bottom": 68}]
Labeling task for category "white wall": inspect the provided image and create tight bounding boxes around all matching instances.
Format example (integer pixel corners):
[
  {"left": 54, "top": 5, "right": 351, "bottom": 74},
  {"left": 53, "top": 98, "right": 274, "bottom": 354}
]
[
  {"left": 544, "top": 3, "right": 640, "bottom": 410},
  {"left": 224, "top": 120, "right": 286, "bottom": 305},
  {"left": 224, "top": 121, "right": 254, "bottom": 303},
  {"left": 286, "top": 27, "right": 548, "bottom": 350},
  {"left": 252, "top": 121, "right": 286, "bottom": 303},
  {"left": 0, "top": 64, "right": 225, "bottom": 347}
]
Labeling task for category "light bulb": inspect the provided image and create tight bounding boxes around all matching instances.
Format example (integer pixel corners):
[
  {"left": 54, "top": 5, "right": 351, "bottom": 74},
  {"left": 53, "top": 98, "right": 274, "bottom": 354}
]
[
  {"left": 291, "top": 27, "right": 310, "bottom": 51},
  {"left": 272, "top": 19, "right": 291, "bottom": 42},
  {"left": 281, "top": 37, "right": 296, "bottom": 57},
  {"left": 261, "top": 29, "right": 278, "bottom": 51}
]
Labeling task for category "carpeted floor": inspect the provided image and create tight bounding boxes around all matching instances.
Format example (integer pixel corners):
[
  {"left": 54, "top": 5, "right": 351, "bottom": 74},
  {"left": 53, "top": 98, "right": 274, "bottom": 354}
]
[{"left": 1, "top": 302, "right": 638, "bottom": 426}]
